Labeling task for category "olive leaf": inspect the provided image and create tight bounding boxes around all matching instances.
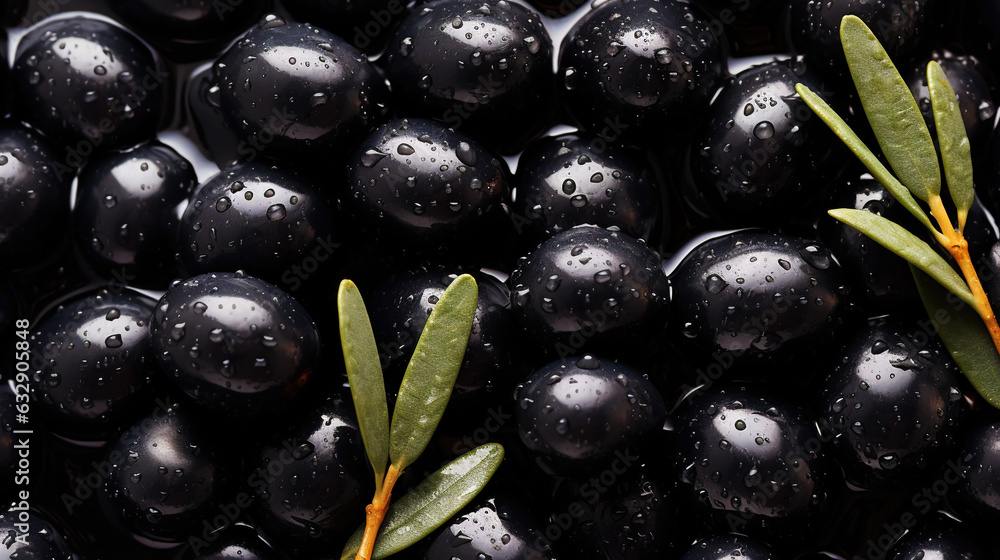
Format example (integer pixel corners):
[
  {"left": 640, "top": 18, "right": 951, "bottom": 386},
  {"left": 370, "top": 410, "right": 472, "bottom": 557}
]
[
  {"left": 841, "top": 15, "right": 941, "bottom": 201},
  {"left": 340, "top": 443, "right": 505, "bottom": 560},
  {"left": 911, "top": 266, "right": 1000, "bottom": 408},
  {"left": 338, "top": 279, "right": 390, "bottom": 484},
  {"left": 928, "top": 60, "right": 975, "bottom": 233},
  {"left": 388, "top": 274, "right": 478, "bottom": 471},
  {"left": 827, "top": 209, "right": 975, "bottom": 307},
  {"left": 795, "top": 84, "right": 939, "bottom": 236}
]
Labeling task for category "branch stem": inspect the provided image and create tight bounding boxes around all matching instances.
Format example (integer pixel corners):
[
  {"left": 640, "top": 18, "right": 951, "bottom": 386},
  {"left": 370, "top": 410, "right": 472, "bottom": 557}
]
[{"left": 355, "top": 464, "right": 402, "bottom": 560}]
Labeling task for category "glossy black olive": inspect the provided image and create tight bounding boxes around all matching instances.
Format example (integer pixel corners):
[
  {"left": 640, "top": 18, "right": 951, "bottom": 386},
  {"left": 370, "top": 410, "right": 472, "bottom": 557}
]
[
  {"left": 818, "top": 316, "right": 968, "bottom": 489},
  {"left": 346, "top": 118, "right": 513, "bottom": 265},
  {"left": 952, "top": 421, "right": 1000, "bottom": 521},
  {"left": 0, "top": 507, "right": 77, "bottom": 558},
  {"left": 678, "top": 535, "right": 782, "bottom": 560},
  {"left": 685, "top": 57, "right": 845, "bottom": 226},
  {"left": 150, "top": 272, "right": 321, "bottom": 417},
  {"left": 509, "top": 226, "right": 669, "bottom": 359},
  {"left": 75, "top": 141, "right": 197, "bottom": 288},
  {"left": 108, "top": 0, "right": 269, "bottom": 61},
  {"left": 368, "top": 268, "right": 519, "bottom": 405},
  {"left": 668, "top": 231, "right": 848, "bottom": 370},
  {"left": 204, "top": 15, "right": 389, "bottom": 163},
  {"left": 558, "top": 0, "right": 727, "bottom": 144},
  {"left": 515, "top": 354, "right": 666, "bottom": 473},
  {"left": 0, "top": 125, "right": 73, "bottom": 269},
  {"left": 886, "top": 524, "right": 991, "bottom": 560},
  {"left": 424, "top": 495, "right": 553, "bottom": 560},
  {"left": 99, "top": 404, "right": 239, "bottom": 543},
  {"left": 12, "top": 15, "right": 168, "bottom": 156},
  {"left": 512, "top": 131, "right": 662, "bottom": 247},
  {"left": 175, "top": 162, "right": 337, "bottom": 287},
  {"left": 251, "top": 391, "right": 370, "bottom": 555},
  {"left": 175, "top": 523, "right": 286, "bottom": 559},
  {"left": 28, "top": 289, "right": 160, "bottom": 441},
  {"left": 675, "top": 385, "right": 831, "bottom": 539},
  {"left": 383, "top": 0, "right": 555, "bottom": 154}
]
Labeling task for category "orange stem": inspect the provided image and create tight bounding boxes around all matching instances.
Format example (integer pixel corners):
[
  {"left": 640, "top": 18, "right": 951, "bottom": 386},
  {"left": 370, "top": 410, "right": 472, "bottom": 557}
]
[{"left": 355, "top": 464, "right": 402, "bottom": 560}]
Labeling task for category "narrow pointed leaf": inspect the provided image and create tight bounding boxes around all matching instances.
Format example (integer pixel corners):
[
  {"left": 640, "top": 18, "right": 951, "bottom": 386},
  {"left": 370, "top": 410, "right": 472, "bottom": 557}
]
[
  {"left": 337, "top": 279, "right": 390, "bottom": 482},
  {"left": 796, "top": 83, "right": 938, "bottom": 236},
  {"left": 827, "top": 208, "right": 975, "bottom": 307},
  {"left": 911, "top": 266, "right": 1000, "bottom": 408},
  {"left": 389, "top": 274, "right": 478, "bottom": 470},
  {"left": 927, "top": 60, "right": 975, "bottom": 232},
  {"left": 840, "top": 15, "right": 940, "bottom": 200},
  {"left": 340, "top": 443, "right": 505, "bottom": 560}
]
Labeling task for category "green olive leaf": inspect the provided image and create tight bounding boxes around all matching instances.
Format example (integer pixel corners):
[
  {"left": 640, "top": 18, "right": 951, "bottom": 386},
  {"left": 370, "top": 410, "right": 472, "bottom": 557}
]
[
  {"left": 338, "top": 279, "right": 390, "bottom": 484},
  {"left": 911, "top": 266, "right": 1000, "bottom": 408},
  {"left": 927, "top": 60, "right": 975, "bottom": 233},
  {"left": 340, "top": 443, "right": 505, "bottom": 560},
  {"left": 827, "top": 208, "right": 975, "bottom": 307},
  {"left": 841, "top": 15, "right": 941, "bottom": 201},
  {"left": 389, "top": 274, "right": 478, "bottom": 471},
  {"left": 795, "top": 83, "right": 938, "bottom": 236}
]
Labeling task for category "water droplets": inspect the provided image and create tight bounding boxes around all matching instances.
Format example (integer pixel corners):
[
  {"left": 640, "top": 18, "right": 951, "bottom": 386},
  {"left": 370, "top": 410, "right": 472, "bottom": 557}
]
[
  {"left": 753, "top": 121, "right": 775, "bottom": 139},
  {"left": 105, "top": 334, "right": 123, "bottom": 348},
  {"left": 555, "top": 417, "right": 570, "bottom": 435},
  {"left": 215, "top": 197, "right": 232, "bottom": 212},
  {"left": 360, "top": 149, "right": 388, "bottom": 168},
  {"left": 704, "top": 274, "right": 728, "bottom": 294},
  {"left": 266, "top": 204, "right": 286, "bottom": 221},
  {"left": 397, "top": 143, "right": 415, "bottom": 156},
  {"left": 103, "top": 195, "right": 118, "bottom": 208},
  {"left": 607, "top": 41, "right": 624, "bottom": 56},
  {"left": 456, "top": 142, "right": 477, "bottom": 166},
  {"left": 562, "top": 179, "right": 576, "bottom": 194}
]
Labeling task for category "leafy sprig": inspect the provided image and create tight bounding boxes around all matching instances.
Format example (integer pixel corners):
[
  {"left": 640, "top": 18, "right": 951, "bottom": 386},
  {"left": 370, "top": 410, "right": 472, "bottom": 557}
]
[
  {"left": 796, "top": 15, "right": 1000, "bottom": 407},
  {"left": 337, "top": 275, "right": 504, "bottom": 560}
]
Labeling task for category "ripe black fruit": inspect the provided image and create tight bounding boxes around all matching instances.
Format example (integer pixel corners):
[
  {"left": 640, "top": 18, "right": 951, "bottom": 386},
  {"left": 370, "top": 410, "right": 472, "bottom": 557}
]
[
  {"left": 0, "top": 507, "right": 76, "bottom": 558},
  {"left": 75, "top": 141, "right": 197, "bottom": 288},
  {"left": 678, "top": 534, "right": 781, "bottom": 560},
  {"left": 558, "top": 0, "right": 727, "bottom": 143},
  {"left": 150, "top": 272, "right": 321, "bottom": 417},
  {"left": 951, "top": 421, "right": 1000, "bottom": 521},
  {"left": 509, "top": 226, "right": 669, "bottom": 359},
  {"left": 424, "top": 495, "right": 553, "bottom": 560},
  {"left": 29, "top": 289, "right": 160, "bottom": 441},
  {"left": 515, "top": 354, "right": 666, "bottom": 473},
  {"left": 176, "top": 523, "right": 285, "bottom": 559}
]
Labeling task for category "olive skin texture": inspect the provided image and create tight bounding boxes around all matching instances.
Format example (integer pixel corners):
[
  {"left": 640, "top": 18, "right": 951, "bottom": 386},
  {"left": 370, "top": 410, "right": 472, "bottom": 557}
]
[
  {"left": 515, "top": 354, "right": 666, "bottom": 474},
  {"left": 28, "top": 289, "right": 160, "bottom": 441},
  {"left": 176, "top": 162, "right": 336, "bottom": 286},
  {"left": 108, "top": 0, "right": 269, "bottom": 61},
  {"left": 686, "top": 58, "right": 844, "bottom": 226},
  {"left": 0, "top": 125, "right": 72, "bottom": 268},
  {"left": 99, "top": 404, "right": 238, "bottom": 543},
  {"left": 368, "top": 269, "right": 518, "bottom": 405},
  {"left": 509, "top": 226, "right": 669, "bottom": 359},
  {"left": 668, "top": 231, "right": 848, "bottom": 370},
  {"left": 952, "top": 421, "right": 1000, "bottom": 521},
  {"left": 513, "top": 131, "right": 662, "bottom": 247},
  {"left": 558, "top": 0, "right": 727, "bottom": 143},
  {"left": 150, "top": 272, "right": 321, "bottom": 417},
  {"left": 251, "top": 391, "right": 370, "bottom": 556},
  {"left": 75, "top": 141, "right": 197, "bottom": 288},
  {"left": 678, "top": 535, "right": 782, "bottom": 560},
  {"left": 382, "top": 0, "right": 555, "bottom": 154},
  {"left": 818, "top": 316, "right": 968, "bottom": 489},
  {"left": 0, "top": 507, "right": 76, "bottom": 559},
  {"left": 206, "top": 16, "right": 389, "bottom": 163},
  {"left": 886, "top": 524, "right": 991, "bottom": 560},
  {"left": 12, "top": 16, "right": 167, "bottom": 156},
  {"left": 175, "top": 523, "right": 286, "bottom": 559},
  {"left": 675, "top": 385, "right": 831, "bottom": 539},
  {"left": 347, "top": 118, "right": 513, "bottom": 264},
  {"left": 424, "top": 495, "right": 553, "bottom": 560}
]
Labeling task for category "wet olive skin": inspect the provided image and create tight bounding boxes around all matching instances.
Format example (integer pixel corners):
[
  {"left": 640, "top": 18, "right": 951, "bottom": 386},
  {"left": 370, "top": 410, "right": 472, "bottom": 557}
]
[
  {"left": 818, "top": 316, "right": 967, "bottom": 489},
  {"left": 75, "top": 142, "right": 197, "bottom": 288},
  {"left": 668, "top": 232, "right": 848, "bottom": 368},
  {"left": 952, "top": 422, "right": 1000, "bottom": 520},
  {"left": 675, "top": 386, "right": 830, "bottom": 537},
  {"left": 175, "top": 523, "right": 285, "bottom": 559},
  {"left": 513, "top": 132, "right": 662, "bottom": 247},
  {"left": 515, "top": 355, "right": 666, "bottom": 473},
  {"left": 0, "top": 125, "right": 72, "bottom": 268},
  {"left": 12, "top": 16, "right": 167, "bottom": 154},
  {"left": 383, "top": 0, "right": 554, "bottom": 154},
  {"left": 29, "top": 290, "right": 160, "bottom": 441},
  {"left": 99, "top": 405, "right": 238, "bottom": 543},
  {"left": 108, "top": 0, "right": 269, "bottom": 60},
  {"left": 509, "top": 226, "right": 669, "bottom": 358},
  {"left": 686, "top": 58, "right": 844, "bottom": 226},
  {"left": 0, "top": 507, "right": 77, "bottom": 558},
  {"left": 150, "top": 272, "right": 321, "bottom": 417},
  {"left": 425, "top": 495, "right": 551, "bottom": 560},
  {"left": 678, "top": 535, "right": 781, "bottom": 560},
  {"left": 886, "top": 525, "right": 992, "bottom": 560},
  {"left": 347, "top": 118, "right": 512, "bottom": 262},
  {"left": 208, "top": 17, "right": 390, "bottom": 162},
  {"left": 558, "top": 0, "right": 727, "bottom": 143},
  {"left": 368, "top": 269, "right": 518, "bottom": 405},
  {"left": 251, "top": 392, "right": 370, "bottom": 555},
  {"left": 176, "top": 162, "right": 336, "bottom": 286}
]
